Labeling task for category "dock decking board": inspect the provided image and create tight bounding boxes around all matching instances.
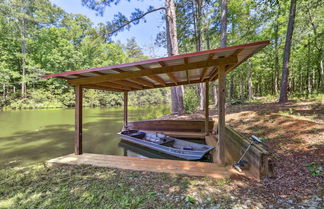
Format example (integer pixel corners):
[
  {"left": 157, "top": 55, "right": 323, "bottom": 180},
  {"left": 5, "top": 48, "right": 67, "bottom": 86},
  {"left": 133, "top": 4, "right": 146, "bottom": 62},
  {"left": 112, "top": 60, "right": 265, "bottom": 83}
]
[{"left": 47, "top": 153, "right": 233, "bottom": 179}]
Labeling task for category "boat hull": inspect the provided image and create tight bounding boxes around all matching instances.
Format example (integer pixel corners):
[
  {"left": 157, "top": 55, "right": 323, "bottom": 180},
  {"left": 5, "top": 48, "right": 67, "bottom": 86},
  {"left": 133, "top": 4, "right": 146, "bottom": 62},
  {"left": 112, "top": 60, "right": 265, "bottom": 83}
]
[{"left": 117, "top": 130, "right": 214, "bottom": 161}]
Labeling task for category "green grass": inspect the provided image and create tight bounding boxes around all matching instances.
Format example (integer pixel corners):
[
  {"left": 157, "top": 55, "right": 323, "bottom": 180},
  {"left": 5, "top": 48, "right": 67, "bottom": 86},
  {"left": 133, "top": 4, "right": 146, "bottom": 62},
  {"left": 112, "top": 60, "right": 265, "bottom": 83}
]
[{"left": 0, "top": 164, "right": 233, "bottom": 209}]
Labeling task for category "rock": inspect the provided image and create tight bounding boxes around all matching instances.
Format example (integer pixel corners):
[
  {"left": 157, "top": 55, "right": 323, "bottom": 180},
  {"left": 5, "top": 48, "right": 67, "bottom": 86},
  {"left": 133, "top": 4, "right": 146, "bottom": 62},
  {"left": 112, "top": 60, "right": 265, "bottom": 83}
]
[{"left": 210, "top": 204, "right": 221, "bottom": 209}]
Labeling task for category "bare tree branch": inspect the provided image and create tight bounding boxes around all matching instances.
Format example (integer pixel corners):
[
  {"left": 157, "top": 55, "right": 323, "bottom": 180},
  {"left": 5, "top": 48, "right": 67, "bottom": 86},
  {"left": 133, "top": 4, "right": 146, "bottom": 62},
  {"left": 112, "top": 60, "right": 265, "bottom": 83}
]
[{"left": 107, "top": 7, "right": 166, "bottom": 36}]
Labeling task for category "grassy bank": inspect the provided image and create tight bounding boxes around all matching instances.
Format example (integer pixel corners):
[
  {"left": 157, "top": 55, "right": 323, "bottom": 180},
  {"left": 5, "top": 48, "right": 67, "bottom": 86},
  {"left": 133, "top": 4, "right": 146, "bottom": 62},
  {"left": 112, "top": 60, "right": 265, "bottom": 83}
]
[
  {"left": 0, "top": 163, "right": 322, "bottom": 209},
  {"left": 0, "top": 164, "right": 233, "bottom": 209}
]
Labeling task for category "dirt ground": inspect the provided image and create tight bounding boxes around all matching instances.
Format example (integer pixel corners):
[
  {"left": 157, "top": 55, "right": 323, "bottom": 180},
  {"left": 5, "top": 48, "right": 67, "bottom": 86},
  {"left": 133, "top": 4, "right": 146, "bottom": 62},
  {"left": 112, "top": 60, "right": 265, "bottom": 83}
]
[{"left": 159, "top": 100, "right": 324, "bottom": 207}]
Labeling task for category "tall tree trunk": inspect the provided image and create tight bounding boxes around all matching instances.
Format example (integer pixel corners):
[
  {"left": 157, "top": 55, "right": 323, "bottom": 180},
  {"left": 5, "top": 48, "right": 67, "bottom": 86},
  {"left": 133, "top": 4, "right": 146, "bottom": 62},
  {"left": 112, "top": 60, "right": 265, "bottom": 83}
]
[
  {"left": 321, "top": 58, "right": 324, "bottom": 92},
  {"left": 219, "top": 0, "right": 227, "bottom": 48},
  {"left": 274, "top": 21, "right": 280, "bottom": 94},
  {"left": 20, "top": 17, "right": 27, "bottom": 97},
  {"left": 193, "top": 0, "right": 206, "bottom": 111},
  {"left": 229, "top": 75, "right": 234, "bottom": 99},
  {"left": 307, "top": 36, "right": 311, "bottom": 96},
  {"left": 165, "top": 0, "right": 184, "bottom": 114},
  {"left": 3, "top": 84, "right": 6, "bottom": 99},
  {"left": 279, "top": 0, "right": 296, "bottom": 103},
  {"left": 248, "top": 61, "right": 253, "bottom": 100},
  {"left": 19, "top": 1, "right": 28, "bottom": 97},
  {"left": 240, "top": 71, "right": 244, "bottom": 100}
]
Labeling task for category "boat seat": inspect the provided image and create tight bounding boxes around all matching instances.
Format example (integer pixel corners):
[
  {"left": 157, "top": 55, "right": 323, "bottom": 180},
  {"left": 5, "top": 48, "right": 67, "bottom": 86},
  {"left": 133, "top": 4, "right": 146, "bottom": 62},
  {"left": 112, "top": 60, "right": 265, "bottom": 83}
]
[{"left": 145, "top": 130, "right": 205, "bottom": 139}]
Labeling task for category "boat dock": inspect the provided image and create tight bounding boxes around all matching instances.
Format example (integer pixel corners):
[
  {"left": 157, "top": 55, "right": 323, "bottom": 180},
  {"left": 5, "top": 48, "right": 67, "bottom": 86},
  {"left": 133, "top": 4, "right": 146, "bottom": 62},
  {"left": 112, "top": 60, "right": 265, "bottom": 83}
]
[{"left": 47, "top": 153, "right": 234, "bottom": 179}]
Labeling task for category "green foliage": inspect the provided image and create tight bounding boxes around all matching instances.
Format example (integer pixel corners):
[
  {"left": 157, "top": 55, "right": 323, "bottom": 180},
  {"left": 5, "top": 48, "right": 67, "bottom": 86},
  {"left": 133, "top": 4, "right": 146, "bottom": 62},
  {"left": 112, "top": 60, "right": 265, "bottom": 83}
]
[
  {"left": 184, "top": 87, "right": 199, "bottom": 114},
  {"left": 185, "top": 196, "right": 197, "bottom": 204},
  {"left": 0, "top": 0, "right": 170, "bottom": 110},
  {"left": 305, "top": 163, "right": 323, "bottom": 177}
]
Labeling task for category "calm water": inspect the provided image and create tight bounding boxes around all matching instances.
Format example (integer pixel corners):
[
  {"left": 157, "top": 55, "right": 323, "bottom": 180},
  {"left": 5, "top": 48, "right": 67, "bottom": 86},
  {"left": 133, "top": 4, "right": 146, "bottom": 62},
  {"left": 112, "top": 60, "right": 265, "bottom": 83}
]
[{"left": 0, "top": 105, "right": 170, "bottom": 167}]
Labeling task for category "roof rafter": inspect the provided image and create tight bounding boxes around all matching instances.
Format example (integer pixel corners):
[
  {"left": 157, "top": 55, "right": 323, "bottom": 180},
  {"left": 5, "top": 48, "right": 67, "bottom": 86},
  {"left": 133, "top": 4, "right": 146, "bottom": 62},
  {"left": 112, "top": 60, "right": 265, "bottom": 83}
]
[
  {"left": 136, "top": 65, "right": 166, "bottom": 86},
  {"left": 111, "top": 67, "right": 155, "bottom": 87},
  {"left": 200, "top": 53, "right": 216, "bottom": 81},
  {"left": 111, "top": 80, "right": 144, "bottom": 90},
  {"left": 68, "top": 55, "right": 238, "bottom": 85},
  {"left": 159, "top": 61, "right": 178, "bottom": 85},
  {"left": 97, "top": 82, "right": 132, "bottom": 91},
  {"left": 82, "top": 84, "right": 125, "bottom": 92}
]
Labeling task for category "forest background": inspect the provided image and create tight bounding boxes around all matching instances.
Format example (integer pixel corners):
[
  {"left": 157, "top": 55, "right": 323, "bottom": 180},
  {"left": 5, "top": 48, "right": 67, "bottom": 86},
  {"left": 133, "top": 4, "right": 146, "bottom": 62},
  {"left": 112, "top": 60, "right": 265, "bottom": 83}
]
[{"left": 0, "top": 0, "right": 323, "bottom": 112}]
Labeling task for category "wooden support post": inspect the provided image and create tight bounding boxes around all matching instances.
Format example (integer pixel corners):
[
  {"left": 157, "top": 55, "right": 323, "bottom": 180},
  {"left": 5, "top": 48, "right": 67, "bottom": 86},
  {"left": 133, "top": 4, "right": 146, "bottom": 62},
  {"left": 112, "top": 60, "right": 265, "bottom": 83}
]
[
  {"left": 217, "top": 65, "right": 226, "bottom": 164},
  {"left": 124, "top": 91, "right": 128, "bottom": 130},
  {"left": 205, "top": 81, "right": 209, "bottom": 135},
  {"left": 75, "top": 85, "right": 83, "bottom": 155}
]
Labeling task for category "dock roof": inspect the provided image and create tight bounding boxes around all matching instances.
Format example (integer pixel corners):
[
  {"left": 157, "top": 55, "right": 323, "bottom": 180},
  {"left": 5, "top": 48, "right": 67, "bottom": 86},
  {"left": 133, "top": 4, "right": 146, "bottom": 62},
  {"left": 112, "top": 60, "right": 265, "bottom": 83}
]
[{"left": 42, "top": 40, "right": 270, "bottom": 92}]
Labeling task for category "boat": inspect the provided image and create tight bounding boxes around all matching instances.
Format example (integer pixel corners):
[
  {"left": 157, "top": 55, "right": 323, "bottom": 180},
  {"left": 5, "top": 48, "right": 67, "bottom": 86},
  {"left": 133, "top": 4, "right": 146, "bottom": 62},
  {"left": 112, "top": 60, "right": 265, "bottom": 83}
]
[{"left": 117, "top": 130, "right": 214, "bottom": 160}]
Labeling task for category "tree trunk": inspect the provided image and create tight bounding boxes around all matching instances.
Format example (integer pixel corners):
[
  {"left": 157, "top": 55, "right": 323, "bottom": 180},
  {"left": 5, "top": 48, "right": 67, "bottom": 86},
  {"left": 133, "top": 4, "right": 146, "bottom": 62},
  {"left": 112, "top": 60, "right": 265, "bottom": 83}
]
[
  {"left": 20, "top": 18, "right": 27, "bottom": 97},
  {"left": 229, "top": 75, "right": 234, "bottom": 99},
  {"left": 321, "top": 59, "right": 324, "bottom": 92},
  {"left": 165, "top": 0, "right": 184, "bottom": 114},
  {"left": 193, "top": 0, "right": 206, "bottom": 111},
  {"left": 19, "top": 1, "right": 28, "bottom": 98},
  {"left": 240, "top": 71, "right": 244, "bottom": 100},
  {"left": 248, "top": 61, "right": 253, "bottom": 100},
  {"left": 274, "top": 21, "right": 280, "bottom": 94},
  {"left": 307, "top": 36, "right": 311, "bottom": 96},
  {"left": 213, "top": 83, "right": 218, "bottom": 107},
  {"left": 219, "top": 0, "right": 227, "bottom": 48},
  {"left": 3, "top": 84, "right": 6, "bottom": 99},
  {"left": 279, "top": 0, "right": 296, "bottom": 103}
]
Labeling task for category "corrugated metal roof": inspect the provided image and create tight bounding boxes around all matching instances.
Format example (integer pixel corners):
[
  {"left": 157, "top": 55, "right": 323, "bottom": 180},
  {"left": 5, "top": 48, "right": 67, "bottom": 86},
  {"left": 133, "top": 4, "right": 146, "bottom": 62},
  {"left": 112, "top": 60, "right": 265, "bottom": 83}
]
[{"left": 42, "top": 41, "right": 270, "bottom": 92}]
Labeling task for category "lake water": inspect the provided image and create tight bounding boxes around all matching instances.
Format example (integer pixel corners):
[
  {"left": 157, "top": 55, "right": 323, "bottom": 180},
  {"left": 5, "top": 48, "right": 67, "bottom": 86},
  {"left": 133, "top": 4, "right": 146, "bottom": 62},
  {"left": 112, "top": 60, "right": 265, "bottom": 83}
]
[{"left": 0, "top": 105, "right": 170, "bottom": 168}]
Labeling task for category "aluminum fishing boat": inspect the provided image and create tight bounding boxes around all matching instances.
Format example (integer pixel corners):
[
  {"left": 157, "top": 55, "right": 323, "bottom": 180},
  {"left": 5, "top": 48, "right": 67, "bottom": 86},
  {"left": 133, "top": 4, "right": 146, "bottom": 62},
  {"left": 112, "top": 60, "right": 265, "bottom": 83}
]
[{"left": 118, "top": 130, "right": 214, "bottom": 160}]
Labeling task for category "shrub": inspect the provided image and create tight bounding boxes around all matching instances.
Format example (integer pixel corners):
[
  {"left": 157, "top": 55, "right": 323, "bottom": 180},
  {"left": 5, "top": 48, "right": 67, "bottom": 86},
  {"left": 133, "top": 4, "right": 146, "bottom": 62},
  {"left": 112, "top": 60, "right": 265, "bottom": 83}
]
[{"left": 184, "top": 88, "right": 199, "bottom": 114}]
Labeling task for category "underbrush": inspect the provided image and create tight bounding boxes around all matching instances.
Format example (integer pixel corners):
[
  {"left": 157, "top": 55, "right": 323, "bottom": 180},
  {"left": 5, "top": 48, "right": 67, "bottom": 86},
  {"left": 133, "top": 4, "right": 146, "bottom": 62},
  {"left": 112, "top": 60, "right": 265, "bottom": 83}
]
[{"left": 1, "top": 88, "right": 170, "bottom": 110}]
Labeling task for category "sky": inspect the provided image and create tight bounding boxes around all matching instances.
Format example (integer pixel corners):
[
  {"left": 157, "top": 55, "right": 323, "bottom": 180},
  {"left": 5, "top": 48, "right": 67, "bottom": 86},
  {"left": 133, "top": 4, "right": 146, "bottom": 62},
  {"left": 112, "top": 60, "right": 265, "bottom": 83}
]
[{"left": 50, "top": 0, "right": 167, "bottom": 57}]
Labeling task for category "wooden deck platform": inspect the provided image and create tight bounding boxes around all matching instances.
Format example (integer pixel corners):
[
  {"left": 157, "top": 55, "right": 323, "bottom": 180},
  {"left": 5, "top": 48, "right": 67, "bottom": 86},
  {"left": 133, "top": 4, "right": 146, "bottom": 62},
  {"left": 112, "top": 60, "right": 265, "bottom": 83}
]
[{"left": 47, "top": 153, "right": 234, "bottom": 179}]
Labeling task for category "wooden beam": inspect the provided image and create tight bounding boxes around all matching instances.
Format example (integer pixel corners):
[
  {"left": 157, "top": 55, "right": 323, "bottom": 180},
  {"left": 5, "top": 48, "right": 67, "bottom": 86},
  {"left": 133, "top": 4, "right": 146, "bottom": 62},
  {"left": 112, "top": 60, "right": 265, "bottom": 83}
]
[
  {"left": 57, "top": 76, "right": 71, "bottom": 80},
  {"left": 98, "top": 82, "right": 132, "bottom": 91},
  {"left": 128, "top": 78, "right": 155, "bottom": 88},
  {"left": 69, "top": 56, "right": 238, "bottom": 85},
  {"left": 200, "top": 53, "right": 216, "bottom": 81},
  {"left": 112, "top": 80, "right": 144, "bottom": 90},
  {"left": 111, "top": 68, "right": 124, "bottom": 73},
  {"left": 184, "top": 57, "right": 190, "bottom": 83},
  {"left": 209, "top": 64, "right": 234, "bottom": 81},
  {"left": 136, "top": 65, "right": 166, "bottom": 86},
  {"left": 91, "top": 71, "right": 106, "bottom": 76},
  {"left": 205, "top": 81, "right": 209, "bottom": 136},
  {"left": 217, "top": 65, "right": 226, "bottom": 164},
  {"left": 147, "top": 75, "right": 166, "bottom": 86},
  {"left": 75, "top": 85, "right": 83, "bottom": 155},
  {"left": 74, "top": 74, "right": 88, "bottom": 78},
  {"left": 112, "top": 67, "right": 156, "bottom": 88},
  {"left": 160, "top": 61, "right": 178, "bottom": 85},
  {"left": 82, "top": 84, "right": 125, "bottom": 92},
  {"left": 233, "top": 48, "right": 244, "bottom": 56},
  {"left": 166, "top": 72, "right": 178, "bottom": 85},
  {"left": 124, "top": 92, "right": 128, "bottom": 130}
]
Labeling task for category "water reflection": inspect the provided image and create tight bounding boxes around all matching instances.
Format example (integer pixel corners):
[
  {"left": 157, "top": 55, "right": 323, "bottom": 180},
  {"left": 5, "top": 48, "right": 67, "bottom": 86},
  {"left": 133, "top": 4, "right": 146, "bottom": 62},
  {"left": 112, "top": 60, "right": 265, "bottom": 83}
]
[{"left": 0, "top": 105, "right": 170, "bottom": 167}]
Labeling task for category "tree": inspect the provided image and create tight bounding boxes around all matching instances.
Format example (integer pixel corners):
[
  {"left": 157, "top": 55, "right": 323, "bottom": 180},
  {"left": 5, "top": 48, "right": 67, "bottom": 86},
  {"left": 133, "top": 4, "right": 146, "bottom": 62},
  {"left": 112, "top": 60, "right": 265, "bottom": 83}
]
[
  {"left": 166, "top": 0, "right": 184, "bottom": 114},
  {"left": 124, "top": 37, "right": 145, "bottom": 59},
  {"left": 279, "top": 0, "right": 297, "bottom": 103},
  {"left": 82, "top": 0, "right": 184, "bottom": 113}
]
